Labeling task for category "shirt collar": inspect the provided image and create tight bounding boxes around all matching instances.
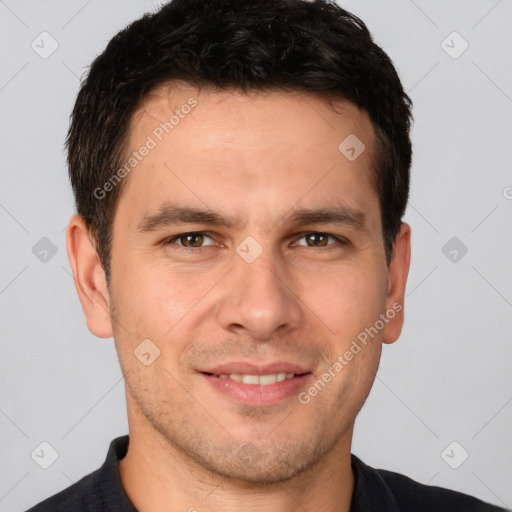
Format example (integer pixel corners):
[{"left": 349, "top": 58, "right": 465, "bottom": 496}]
[
  {"left": 93, "top": 435, "right": 137, "bottom": 511},
  {"left": 350, "top": 454, "right": 400, "bottom": 512}
]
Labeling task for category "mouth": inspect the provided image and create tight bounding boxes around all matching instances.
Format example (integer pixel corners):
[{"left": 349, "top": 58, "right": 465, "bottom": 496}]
[
  {"left": 199, "top": 366, "right": 313, "bottom": 406},
  {"left": 201, "top": 371, "right": 308, "bottom": 385}
]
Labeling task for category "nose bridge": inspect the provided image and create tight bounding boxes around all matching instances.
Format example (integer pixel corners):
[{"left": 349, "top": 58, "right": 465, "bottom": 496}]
[
  {"left": 240, "top": 246, "right": 284, "bottom": 297},
  {"left": 215, "top": 242, "right": 303, "bottom": 340}
]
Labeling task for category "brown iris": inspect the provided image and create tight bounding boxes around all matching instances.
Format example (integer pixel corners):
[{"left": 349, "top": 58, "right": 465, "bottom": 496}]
[
  {"left": 305, "top": 233, "right": 330, "bottom": 247},
  {"left": 179, "top": 233, "right": 205, "bottom": 247}
]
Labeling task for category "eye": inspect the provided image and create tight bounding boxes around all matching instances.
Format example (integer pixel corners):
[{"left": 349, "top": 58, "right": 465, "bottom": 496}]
[
  {"left": 165, "top": 232, "right": 216, "bottom": 249},
  {"left": 162, "top": 231, "right": 348, "bottom": 252},
  {"left": 293, "top": 232, "right": 348, "bottom": 248}
]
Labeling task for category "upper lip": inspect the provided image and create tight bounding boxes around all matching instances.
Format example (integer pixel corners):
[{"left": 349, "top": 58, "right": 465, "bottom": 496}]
[{"left": 200, "top": 361, "right": 312, "bottom": 376}]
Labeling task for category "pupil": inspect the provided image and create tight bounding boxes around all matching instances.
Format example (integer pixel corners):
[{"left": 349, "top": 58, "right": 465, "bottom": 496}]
[
  {"left": 308, "top": 233, "right": 327, "bottom": 247},
  {"left": 184, "top": 233, "right": 203, "bottom": 247}
]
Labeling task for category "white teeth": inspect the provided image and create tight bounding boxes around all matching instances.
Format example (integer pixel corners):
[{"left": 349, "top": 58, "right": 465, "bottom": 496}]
[
  {"left": 242, "top": 375, "right": 260, "bottom": 385},
  {"left": 258, "top": 374, "right": 277, "bottom": 385},
  {"left": 220, "top": 373, "right": 296, "bottom": 385}
]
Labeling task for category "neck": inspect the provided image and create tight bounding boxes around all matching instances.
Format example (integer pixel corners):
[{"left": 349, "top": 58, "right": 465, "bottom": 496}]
[{"left": 119, "top": 398, "right": 354, "bottom": 512}]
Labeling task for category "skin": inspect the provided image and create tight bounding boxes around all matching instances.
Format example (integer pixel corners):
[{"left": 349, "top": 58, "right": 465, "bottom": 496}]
[{"left": 67, "top": 83, "right": 411, "bottom": 512}]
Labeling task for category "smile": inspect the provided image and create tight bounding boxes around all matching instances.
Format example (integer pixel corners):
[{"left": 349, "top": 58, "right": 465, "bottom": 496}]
[
  {"left": 201, "top": 371, "right": 313, "bottom": 406},
  {"left": 208, "top": 372, "right": 296, "bottom": 385}
]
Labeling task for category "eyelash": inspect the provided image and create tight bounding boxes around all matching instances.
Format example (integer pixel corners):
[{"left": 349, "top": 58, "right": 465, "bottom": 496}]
[{"left": 163, "top": 231, "right": 349, "bottom": 252}]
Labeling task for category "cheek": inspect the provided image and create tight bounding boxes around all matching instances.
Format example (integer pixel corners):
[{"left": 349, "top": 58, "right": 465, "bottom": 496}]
[
  {"left": 118, "top": 261, "right": 222, "bottom": 344},
  {"left": 298, "top": 261, "right": 387, "bottom": 338}
]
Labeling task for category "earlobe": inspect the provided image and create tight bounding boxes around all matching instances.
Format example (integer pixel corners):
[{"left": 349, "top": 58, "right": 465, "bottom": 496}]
[
  {"left": 382, "top": 222, "right": 411, "bottom": 345},
  {"left": 66, "top": 214, "right": 113, "bottom": 338}
]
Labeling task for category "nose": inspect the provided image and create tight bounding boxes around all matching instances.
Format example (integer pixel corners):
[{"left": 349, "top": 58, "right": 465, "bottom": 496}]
[{"left": 215, "top": 249, "right": 304, "bottom": 341}]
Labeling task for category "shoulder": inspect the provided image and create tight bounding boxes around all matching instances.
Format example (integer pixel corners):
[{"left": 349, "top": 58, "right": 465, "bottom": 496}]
[
  {"left": 25, "top": 435, "right": 134, "bottom": 512},
  {"left": 25, "top": 470, "right": 100, "bottom": 511},
  {"left": 380, "top": 467, "right": 506, "bottom": 511},
  {"left": 352, "top": 454, "right": 508, "bottom": 512}
]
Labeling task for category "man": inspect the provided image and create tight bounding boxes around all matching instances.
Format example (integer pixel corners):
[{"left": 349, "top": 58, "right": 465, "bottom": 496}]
[{"left": 27, "top": 0, "right": 508, "bottom": 510}]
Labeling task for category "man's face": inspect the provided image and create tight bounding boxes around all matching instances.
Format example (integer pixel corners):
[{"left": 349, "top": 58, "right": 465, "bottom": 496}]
[{"left": 104, "top": 84, "right": 405, "bottom": 482}]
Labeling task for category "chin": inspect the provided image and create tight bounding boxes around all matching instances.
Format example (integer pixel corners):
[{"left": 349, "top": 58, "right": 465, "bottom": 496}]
[{"left": 188, "top": 438, "right": 331, "bottom": 486}]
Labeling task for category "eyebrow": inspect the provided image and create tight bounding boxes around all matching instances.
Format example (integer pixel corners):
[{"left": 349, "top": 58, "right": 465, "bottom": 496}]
[{"left": 136, "top": 202, "right": 368, "bottom": 234}]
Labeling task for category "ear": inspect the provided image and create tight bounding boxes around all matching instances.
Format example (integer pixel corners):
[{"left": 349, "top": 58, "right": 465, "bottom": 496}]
[
  {"left": 66, "top": 214, "right": 113, "bottom": 338},
  {"left": 382, "top": 222, "right": 411, "bottom": 345}
]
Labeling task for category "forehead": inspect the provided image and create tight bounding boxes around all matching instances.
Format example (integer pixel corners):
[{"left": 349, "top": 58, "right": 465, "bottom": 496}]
[
  {"left": 130, "top": 82, "right": 376, "bottom": 159},
  {"left": 116, "top": 82, "right": 379, "bottom": 230}
]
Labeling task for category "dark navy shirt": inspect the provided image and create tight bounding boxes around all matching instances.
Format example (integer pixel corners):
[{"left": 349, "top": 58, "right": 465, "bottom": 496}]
[{"left": 26, "top": 435, "right": 508, "bottom": 511}]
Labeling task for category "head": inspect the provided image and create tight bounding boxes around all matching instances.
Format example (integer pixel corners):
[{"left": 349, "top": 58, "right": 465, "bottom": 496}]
[{"left": 67, "top": 0, "right": 412, "bottom": 485}]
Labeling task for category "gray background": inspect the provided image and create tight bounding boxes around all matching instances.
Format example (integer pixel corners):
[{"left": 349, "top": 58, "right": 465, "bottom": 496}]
[{"left": 1, "top": 0, "right": 511, "bottom": 510}]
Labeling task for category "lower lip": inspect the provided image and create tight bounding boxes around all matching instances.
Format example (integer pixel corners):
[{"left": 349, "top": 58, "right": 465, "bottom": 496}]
[{"left": 201, "top": 373, "right": 312, "bottom": 406}]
